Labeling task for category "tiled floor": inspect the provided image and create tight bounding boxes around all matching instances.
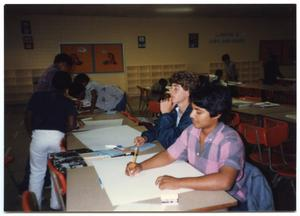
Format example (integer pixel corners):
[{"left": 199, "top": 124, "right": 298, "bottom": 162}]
[{"left": 3, "top": 98, "right": 296, "bottom": 212}]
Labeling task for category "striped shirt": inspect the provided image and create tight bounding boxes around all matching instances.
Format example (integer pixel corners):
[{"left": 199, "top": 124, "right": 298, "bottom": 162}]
[{"left": 167, "top": 122, "right": 246, "bottom": 202}]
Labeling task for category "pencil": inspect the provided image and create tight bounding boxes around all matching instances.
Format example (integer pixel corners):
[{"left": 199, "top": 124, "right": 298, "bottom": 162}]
[{"left": 131, "top": 146, "right": 139, "bottom": 163}]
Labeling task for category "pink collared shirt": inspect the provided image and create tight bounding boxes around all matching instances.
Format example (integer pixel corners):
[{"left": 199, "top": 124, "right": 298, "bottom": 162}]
[{"left": 167, "top": 122, "right": 246, "bottom": 202}]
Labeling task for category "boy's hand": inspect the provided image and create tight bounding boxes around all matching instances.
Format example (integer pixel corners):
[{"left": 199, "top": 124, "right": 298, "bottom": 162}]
[
  {"left": 125, "top": 162, "right": 142, "bottom": 176},
  {"left": 134, "top": 136, "right": 147, "bottom": 146},
  {"left": 160, "top": 97, "right": 174, "bottom": 114}
]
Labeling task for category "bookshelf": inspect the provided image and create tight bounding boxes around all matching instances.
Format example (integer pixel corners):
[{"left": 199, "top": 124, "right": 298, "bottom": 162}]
[
  {"left": 127, "top": 64, "right": 186, "bottom": 96},
  {"left": 5, "top": 69, "right": 44, "bottom": 104},
  {"left": 209, "top": 61, "right": 263, "bottom": 82}
]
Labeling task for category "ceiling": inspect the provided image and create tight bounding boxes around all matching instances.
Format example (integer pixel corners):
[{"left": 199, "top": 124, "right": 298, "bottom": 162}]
[{"left": 4, "top": 4, "right": 296, "bottom": 18}]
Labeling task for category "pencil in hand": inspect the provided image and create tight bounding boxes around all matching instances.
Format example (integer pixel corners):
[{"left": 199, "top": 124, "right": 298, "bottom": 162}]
[{"left": 131, "top": 146, "right": 139, "bottom": 163}]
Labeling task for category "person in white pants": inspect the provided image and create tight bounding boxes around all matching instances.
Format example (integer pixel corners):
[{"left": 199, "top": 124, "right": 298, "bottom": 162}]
[{"left": 25, "top": 71, "right": 77, "bottom": 210}]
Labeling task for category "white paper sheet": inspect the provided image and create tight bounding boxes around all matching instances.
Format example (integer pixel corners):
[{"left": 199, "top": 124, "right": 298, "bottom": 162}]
[
  {"left": 91, "top": 154, "right": 203, "bottom": 206},
  {"left": 72, "top": 125, "right": 141, "bottom": 151},
  {"left": 73, "top": 119, "right": 123, "bottom": 132}
]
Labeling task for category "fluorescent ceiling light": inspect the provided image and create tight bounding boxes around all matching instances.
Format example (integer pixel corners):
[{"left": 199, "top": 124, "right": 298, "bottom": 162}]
[{"left": 155, "top": 7, "right": 194, "bottom": 13}]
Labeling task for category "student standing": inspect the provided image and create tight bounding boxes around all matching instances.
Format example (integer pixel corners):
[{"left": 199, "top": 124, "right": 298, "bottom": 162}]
[
  {"left": 36, "top": 53, "right": 74, "bottom": 92},
  {"left": 18, "top": 53, "right": 74, "bottom": 195},
  {"left": 222, "top": 54, "right": 238, "bottom": 81},
  {"left": 134, "top": 71, "right": 197, "bottom": 149},
  {"left": 25, "top": 71, "right": 77, "bottom": 210}
]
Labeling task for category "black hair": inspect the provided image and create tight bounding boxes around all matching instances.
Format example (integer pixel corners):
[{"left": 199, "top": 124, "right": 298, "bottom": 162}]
[
  {"left": 191, "top": 84, "right": 232, "bottom": 123},
  {"left": 215, "top": 69, "right": 223, "bottom": 78},
  {"left": 52, "top": 71, "right": 72, "bottom": 91},
  {"left": 169, "top": 71, "right": 197, "bottom": 92},
  {"left": 222, "top": 54, "right": 230, "bottom": 62},
  {"left": 53, "top": 53, "right": 74, "bottom": 67},
  {"left": 158, "top": 78, "right": 168, "bottom": 88},
  {"left": 197, "top": 75, "right": 210, "bottom": 89},
  {"left": 69, "top": 82, "right": 86, "bottom": 99},
  {"left": 74, "top": 73, "right": 90, "bottom": 85}
]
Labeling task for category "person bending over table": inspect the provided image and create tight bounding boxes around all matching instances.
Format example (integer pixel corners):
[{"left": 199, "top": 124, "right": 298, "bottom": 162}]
[
  {"left": 71, "top": 73, "right": 126, "bottom": 113},
  {"left": 126, "top": 85, "right": 249, "bottom": 210},
  {"left": 134, "top": 71, "right": 197, "bottom": 149}
]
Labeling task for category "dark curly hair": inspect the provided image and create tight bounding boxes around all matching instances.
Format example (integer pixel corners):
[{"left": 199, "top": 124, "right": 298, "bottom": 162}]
[{"left": 169, "top": 71, "right": 197, "bottom": 92}]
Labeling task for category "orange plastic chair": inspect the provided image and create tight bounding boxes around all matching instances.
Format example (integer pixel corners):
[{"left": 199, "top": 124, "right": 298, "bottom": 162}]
[
  {"left": 148, "top": 100, "right": 160, "bottom": 117},
  {"left": 22, "top": 191, "right": 40, "bottom": 212},
  {"left": 238, "top": 117, "right": 289, "bottom": 171},
  {"left": 47, "top": 160, "right": 66, "bottom": 210}
]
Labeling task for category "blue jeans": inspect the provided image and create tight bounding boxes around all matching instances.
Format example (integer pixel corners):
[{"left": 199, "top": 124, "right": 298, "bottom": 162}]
[{"left": 115, "top": 94, "right": 126, "bottom": 111}]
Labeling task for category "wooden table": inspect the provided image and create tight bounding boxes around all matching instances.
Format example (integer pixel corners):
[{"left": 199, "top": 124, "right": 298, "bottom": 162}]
[
  {"left": 232, "top": 103, "right": 296, "bottom": 124},
  {"left": 66, "top": 112, "right": 237, "bottom": 212},
  {"left": 228, "top": 81, "right": 296, "bottom": 104}
]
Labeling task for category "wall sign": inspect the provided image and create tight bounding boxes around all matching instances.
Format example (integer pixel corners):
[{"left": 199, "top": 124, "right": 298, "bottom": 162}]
[{"left": 210, "top": 32, "right": 245, "bottom": 44}]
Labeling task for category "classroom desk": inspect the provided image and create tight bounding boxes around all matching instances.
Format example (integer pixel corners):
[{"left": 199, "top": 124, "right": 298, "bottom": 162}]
[
  {"left": 232, "top": 104, "right": 296, "bottom": 122},
  {"left": 228, "top": 81, "right": 296, "bottom": 104},
  {"left": 67, "top": 166, "right": 236, "bottom": 212},
  {"left": 65, "top": 112, "right": 237, "bottom": 212}
]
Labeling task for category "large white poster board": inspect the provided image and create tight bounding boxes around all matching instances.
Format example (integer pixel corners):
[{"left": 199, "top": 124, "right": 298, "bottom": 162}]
[
  {"left": 72, "top": 125, "right": 140, "bottom": 151},
  {"left": 91, "top": 154, "right": 203, "bottom": 206}
]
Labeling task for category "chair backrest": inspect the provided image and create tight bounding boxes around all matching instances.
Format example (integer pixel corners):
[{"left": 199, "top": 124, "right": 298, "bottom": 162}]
[
  {"left": 148, "top": 100, "right": 160, "bottom": 116},
  {"left": 47, "top": 160, "right": 66, "bottom": 194},
  {"left": 22, "top": 191, "right": 40, "bottom": 212},
  {"left": 238, "top": 123, "right": 267, "bottom": 146},
  {"left": 264, "top": 118, "right": 289, "bottom": 147},
  {"left": 47, "top": 160, "right": 66, "bottom": 210},
  {"left": 137, "top": 85, "right": 150, "bottom": 100}
]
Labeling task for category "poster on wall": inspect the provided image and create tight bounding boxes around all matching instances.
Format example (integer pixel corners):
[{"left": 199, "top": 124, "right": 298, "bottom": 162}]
[
  {"left": 189, "top": 33, "right": 198, "bottom": 48},
  {"left": 61, "top": 44, "right": 94, "bottom": 73},
  {"left": 94, "top": 44, "right": 124, "bottom": 73},
  {"left": 138, "top": 36, "right": 146, "bottom": 48}
]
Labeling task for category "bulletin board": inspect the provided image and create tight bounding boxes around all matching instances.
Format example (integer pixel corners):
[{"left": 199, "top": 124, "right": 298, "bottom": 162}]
[
  {"left": 94, "top": 44, "right": 124, "bottom": 73},
  {"left": 60, "top": 43, "right": 124, "bottom": 73}
]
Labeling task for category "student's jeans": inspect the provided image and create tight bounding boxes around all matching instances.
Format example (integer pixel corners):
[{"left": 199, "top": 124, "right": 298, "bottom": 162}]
[
  {"left": 29, "top": 130, "right": 64, "bottom": 210},
  {"left": 115, "top": 94, "right": 127, "bottom": 111}
]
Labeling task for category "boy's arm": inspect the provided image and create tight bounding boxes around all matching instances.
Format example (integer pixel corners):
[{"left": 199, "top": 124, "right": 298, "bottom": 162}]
[{"left": 156, "top": 165, "right": 238, "bottom": 191}]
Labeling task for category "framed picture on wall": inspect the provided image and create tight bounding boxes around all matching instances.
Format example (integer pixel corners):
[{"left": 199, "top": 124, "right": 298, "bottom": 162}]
[
  {"left": 189, "top": 33, "right": 198, "bottom": 48},
  {"left": 94, "top": 44, "right": 124, "bottom": 73},
  {"left": 61, "top": 44, "right": 94, "bottom": 73},
  {"left": 138, "top": 36, "right": 146, "bottom": 48}
]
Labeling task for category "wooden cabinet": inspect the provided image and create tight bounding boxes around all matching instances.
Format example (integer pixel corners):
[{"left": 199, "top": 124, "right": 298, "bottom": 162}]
[{"left": 127, "top": 64, "right": 186, "bottom": 96}]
